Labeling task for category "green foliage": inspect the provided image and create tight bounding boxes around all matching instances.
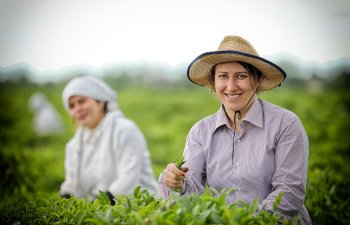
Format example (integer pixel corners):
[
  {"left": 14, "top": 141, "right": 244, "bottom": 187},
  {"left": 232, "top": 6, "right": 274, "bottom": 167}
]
[
  {"left": 261, "top": 88, "right": 350, "bottom": 225},
  {"left": 0, "top": 83, "right": 69, "bottom": 200},
  {"left": 175, "top": 157, "right": 186, "bottom": 169},
  {"left": 0, "top": 81, "right": 349, "bottom": 224},
  {"left": 0, "top": 187, "right": 295, "bottom": 225}
]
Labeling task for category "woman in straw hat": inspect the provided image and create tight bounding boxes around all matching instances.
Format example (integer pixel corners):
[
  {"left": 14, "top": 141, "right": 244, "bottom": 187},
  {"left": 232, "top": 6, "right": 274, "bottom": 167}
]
[
  {"left": 60, "top": 76, "right": 158, "bottom": 204},
  {"left": 159, "top": 36, "right": 311, "bottom": 224}
]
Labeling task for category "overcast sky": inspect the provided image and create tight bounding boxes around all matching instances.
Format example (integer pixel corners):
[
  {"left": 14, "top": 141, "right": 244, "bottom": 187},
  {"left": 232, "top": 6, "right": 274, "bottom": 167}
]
[{"left": 0, "top": 0, "right": 349, "bottom": 70}]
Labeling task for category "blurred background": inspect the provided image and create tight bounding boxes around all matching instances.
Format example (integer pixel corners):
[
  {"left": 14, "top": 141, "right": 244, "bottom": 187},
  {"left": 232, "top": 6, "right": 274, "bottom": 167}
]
[{"left": 0, "top": 0, "right": 349, "bottom": 224}]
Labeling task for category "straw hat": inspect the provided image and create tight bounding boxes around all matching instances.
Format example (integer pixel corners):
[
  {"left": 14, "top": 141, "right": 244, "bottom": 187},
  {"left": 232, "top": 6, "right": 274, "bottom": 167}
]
[{"left": 187, "top": 35, "right": 286, "bottom": 91}]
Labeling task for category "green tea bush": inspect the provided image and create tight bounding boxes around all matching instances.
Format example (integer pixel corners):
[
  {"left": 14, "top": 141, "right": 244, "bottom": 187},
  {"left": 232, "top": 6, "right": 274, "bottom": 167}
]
[
  {"left": 0, "top": 82, "right": 349, "bottom": 224},
  {"left": 0, "top": 187, "right": 297, "bottom": 225},
  {"left": 0, "top": 83, "right": 69, "bottom": 200}
]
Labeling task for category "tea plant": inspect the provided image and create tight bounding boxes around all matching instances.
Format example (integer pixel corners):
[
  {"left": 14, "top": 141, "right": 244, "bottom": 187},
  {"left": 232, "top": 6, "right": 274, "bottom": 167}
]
[
  {"left": 1, "top": 82, "right": 349, "bottom": 224},
  {"left": 0, "top": 186, "right": 297, "bottom": 225}
]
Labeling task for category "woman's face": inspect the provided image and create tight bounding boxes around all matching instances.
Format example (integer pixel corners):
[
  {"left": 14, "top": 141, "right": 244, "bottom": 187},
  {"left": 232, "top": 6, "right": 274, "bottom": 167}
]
[
  {"left": 68, "top": 95, "right": 105, "bottom": 129},
  {"left": 214, "top": 62, "right": 258, "bottom": 118}
]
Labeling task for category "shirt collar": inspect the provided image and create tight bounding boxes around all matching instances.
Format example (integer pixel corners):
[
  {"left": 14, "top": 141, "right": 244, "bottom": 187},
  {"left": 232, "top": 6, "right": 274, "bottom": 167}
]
[
  {"left": 214, "top": 98, "right": 264, "bottom": 131},
  {"left": 214, "top": 105, "right": 231, "bottom": 130},
  {"left": 243, "top": 98, "right": 263, "bottom": 128}
]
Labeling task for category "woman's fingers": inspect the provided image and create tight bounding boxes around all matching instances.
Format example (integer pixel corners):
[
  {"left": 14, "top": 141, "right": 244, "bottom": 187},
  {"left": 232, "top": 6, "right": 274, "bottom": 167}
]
[
  {"left": 180, "top": 167, "right": 189, "bottom": 173},
  {"left": 163, "top": 163, "right": 187, "bottom": 188},
  {"left": 163, "top": 174, "right": 183, "bottom": 188}
]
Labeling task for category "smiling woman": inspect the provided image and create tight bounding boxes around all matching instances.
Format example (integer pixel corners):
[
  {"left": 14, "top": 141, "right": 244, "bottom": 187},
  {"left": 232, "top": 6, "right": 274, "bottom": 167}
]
[
  {"left": 67, "top": 96, "right": 106, "bottom": 129},
  {"left": 60, "top": 75, "right": 159, "bottom": 203},
  {"left": 159, "top": 35, "right": 312, "bottom": 225},
  {"left": 211, "top": 62, "right": 263, "bottom": 127}
]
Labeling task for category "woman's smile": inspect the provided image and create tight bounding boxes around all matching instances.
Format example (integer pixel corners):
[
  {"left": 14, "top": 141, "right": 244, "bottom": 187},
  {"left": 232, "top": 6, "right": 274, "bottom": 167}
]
[
  {"left": 68, "top": 96, "right": 105, "bottom": 129},
  {"left": 224, "top": 93, "right": 242, "bottom": 101},
  {"left": 214, "top": 62, "right": 258, "bottom": 118}
]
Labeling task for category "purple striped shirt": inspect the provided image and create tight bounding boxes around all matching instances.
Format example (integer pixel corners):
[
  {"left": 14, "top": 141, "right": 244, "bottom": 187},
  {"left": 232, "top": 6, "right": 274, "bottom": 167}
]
[{"left": 159, "top": 98, "right": 311, "bottom": 224}]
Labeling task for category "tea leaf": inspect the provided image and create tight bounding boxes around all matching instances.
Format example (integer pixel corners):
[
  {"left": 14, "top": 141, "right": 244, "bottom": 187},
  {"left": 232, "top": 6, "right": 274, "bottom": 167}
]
[
  {"left": 273, "top": 192, "right": 284, "bottom": 211},
  {"left": 176, "top": 157, "right": 186, "bottom": 169},
  {"left": 134, "top": 185, "right": 141, "bottom": 199}
]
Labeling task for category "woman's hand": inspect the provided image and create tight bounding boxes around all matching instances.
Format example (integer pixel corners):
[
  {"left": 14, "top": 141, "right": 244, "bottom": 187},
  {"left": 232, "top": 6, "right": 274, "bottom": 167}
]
[{"left": 163, "top": 163, "right": 188, "bottom": 191}]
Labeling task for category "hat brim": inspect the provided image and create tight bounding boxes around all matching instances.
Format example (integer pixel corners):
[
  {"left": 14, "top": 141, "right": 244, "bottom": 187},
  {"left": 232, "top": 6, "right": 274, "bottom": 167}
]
[{"left": 187, "top": 50, "right": 286, "bottom": 91}]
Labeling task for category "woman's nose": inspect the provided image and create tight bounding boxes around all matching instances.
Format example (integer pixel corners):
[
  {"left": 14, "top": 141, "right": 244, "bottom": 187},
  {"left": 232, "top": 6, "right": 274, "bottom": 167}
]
[{"left": 226, "top": 77, "right": 238, "bottom": 90}]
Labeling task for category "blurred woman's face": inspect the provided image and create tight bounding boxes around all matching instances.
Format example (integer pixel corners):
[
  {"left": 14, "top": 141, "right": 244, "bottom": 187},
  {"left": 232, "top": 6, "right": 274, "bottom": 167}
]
[
  {"left": 68, "top": 95, "right": 105, "bottom": 129},
  {"left": 214, "top": 62, "right": 258, "bottom": 119}
]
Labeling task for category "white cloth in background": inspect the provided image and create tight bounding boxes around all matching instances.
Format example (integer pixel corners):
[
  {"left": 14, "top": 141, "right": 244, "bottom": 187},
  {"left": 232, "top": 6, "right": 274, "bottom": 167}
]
[{"left": 28, "top": 92, "right": 63, "bottom": 136}]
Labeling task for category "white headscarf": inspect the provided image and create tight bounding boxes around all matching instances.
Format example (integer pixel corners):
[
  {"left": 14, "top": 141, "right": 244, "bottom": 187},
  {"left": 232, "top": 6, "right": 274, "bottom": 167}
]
[
  {"left": 29, "top": 92, "right": 48, "bottom": 112},
  {"left": 62, "top": 76, "right": 119, "bottom": 112}
]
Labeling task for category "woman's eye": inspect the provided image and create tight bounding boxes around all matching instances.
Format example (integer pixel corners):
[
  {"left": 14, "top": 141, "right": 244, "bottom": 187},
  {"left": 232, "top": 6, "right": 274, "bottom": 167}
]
[
  {"left": 237, "top": 74, "right": 248, "bottom": 79},
  {"left": 217, "top": 74, "right": 227, "bottom": 79}
]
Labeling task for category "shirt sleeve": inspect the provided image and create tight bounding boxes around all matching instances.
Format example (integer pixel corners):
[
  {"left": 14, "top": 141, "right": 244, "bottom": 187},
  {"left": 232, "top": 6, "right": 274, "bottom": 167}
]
[
  {"left": 107, "top": 125, "right": 144, "bottom": 195},
  {"left": 158, "top": 122, "right": 207, "bottom": 199},
  {"left": 261, "top": 115, "right": 309, "bottom": 220},
  {"left": 60, "top": 138, "right": 81, "bottom": 197},
  {"left": 182, "top": 123, "right": 207, "bottom": 195}
]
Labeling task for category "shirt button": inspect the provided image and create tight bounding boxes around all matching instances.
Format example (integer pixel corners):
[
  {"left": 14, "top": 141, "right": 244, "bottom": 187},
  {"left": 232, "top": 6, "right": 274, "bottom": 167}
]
[{"left": 235, "top": 162, "right": 239, "bottom": 166}]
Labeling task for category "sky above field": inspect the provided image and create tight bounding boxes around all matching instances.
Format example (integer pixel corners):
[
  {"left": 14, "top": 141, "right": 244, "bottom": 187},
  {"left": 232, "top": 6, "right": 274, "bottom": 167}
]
[{"left": 0, "top": 0, "right": 349, "bottom": 70}]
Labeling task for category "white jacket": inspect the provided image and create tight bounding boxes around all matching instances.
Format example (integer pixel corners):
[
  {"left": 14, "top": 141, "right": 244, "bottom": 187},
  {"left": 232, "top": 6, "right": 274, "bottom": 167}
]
[{"left": 60, "top": 110, "right": 159, "bottom": 200}]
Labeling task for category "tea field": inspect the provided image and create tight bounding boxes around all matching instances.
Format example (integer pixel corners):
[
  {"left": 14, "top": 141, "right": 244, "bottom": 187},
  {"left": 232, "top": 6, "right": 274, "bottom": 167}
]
[{"left": 0, "top": 80, "right": 349, "bottom": 224}]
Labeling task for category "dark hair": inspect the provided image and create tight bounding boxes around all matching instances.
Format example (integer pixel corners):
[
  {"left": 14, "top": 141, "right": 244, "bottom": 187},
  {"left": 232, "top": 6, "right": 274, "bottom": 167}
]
[
  {"left": 95, "top": 100, "right": 108, "bottom": 112},
  {"left": 209, "top": 61, "right": 263, "bottom": 91}
]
